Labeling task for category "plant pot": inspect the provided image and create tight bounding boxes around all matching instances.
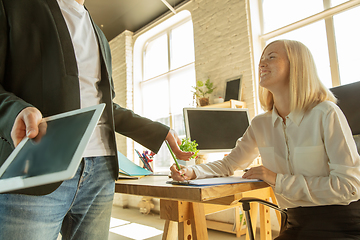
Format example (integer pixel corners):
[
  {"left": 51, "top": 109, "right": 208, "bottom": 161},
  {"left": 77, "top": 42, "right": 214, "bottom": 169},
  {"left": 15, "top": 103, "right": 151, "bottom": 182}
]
[{"left": 199, "top": 97, "right": 209, "bottom": 106}]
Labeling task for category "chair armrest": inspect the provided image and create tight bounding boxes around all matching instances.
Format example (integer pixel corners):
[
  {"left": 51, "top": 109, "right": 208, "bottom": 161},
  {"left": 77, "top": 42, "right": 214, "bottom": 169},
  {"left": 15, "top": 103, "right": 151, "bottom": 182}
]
[
  {"left": 238, "top": 197, "right": 288, "bottom": 234},
  {"left": 239, "top": 197, "right": 286, "bottom": 214}
]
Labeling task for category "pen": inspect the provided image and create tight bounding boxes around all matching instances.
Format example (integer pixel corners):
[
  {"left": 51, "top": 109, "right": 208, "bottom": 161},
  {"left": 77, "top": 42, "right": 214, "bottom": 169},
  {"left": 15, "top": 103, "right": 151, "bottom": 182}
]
[
  {"left": 135, "top": 149, "right": 152, "bottom": 172},
  {"left": 143, "top": 153, "right": 153, "bottom": 162},
  {"left": 142, "top": 153, "right": 153, "bottom": 172},
  {"left": 165, "top": 141, "right": 184, "bottom": 177}
]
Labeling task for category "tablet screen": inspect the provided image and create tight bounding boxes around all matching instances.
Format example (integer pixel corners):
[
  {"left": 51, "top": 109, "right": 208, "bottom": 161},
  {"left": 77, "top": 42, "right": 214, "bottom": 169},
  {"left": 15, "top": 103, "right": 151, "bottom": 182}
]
[{"left": 0, "top": 110, "right": 95, "bottom": 180}]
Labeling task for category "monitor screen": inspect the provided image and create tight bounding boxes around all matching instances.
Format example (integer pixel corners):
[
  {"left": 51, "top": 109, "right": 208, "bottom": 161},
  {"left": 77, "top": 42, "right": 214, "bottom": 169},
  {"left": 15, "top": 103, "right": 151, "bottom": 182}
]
[
  {"left": 183, "top": 108, "right": 250, "bottom": 153},
  {"left": 224, "top": 77, "right": 241, "bottom": 101}
]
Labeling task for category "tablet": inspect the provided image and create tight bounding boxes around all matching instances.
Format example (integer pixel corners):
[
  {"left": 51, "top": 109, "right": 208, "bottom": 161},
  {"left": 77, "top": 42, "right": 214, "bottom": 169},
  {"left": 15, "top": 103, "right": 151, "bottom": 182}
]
[{"left": 0, "top": 103, "right": 105, "bottom": 193}]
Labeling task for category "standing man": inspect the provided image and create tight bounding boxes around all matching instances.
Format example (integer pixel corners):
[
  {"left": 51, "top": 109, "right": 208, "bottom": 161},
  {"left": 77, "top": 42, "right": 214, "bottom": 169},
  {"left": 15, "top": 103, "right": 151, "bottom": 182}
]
[{"left": 0, "top": 0, "right": 193, "bottom": 239}]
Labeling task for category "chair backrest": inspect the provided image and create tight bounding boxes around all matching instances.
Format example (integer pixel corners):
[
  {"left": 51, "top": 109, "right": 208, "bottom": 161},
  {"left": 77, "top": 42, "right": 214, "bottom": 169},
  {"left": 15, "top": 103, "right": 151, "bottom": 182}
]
[
  {"left": 330, "top": 81, "right": 360, "bottom": 136},
  {"left": 330, "top": 81, "right": 360, "bottom": 153}
]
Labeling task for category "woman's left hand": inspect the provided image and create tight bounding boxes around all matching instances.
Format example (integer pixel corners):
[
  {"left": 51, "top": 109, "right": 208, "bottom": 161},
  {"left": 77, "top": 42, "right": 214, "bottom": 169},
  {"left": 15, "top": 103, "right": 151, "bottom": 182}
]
[{"left": 242, "top": 166, "right": 277, "bottom": 186}]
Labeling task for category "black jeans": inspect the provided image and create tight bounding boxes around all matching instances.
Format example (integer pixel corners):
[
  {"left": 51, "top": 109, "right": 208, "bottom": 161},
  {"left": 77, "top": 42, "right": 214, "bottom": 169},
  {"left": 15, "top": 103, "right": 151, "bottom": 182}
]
[{"left": 275, "top": 200, "right": 360, "bottom": 240}]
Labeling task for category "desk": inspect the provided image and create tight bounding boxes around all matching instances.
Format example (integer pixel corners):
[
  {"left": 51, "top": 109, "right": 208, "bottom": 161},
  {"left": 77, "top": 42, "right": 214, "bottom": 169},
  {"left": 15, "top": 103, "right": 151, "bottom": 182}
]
[{"left": 115, "top": 176, "right": 273, "bottom": 240}]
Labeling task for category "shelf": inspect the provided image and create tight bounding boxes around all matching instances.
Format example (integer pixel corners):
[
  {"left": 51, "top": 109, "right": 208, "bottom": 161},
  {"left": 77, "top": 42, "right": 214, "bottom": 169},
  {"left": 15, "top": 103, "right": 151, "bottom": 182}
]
[{"left": 203, "top": 100, "right": 246, "bottom": 109}]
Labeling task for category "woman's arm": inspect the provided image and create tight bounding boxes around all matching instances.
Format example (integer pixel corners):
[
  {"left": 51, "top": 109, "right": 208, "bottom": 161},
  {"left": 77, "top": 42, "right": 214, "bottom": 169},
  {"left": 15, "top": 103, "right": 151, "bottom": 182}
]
[{"left": 185, "top": 125, "right": 260, "bottom": 179}]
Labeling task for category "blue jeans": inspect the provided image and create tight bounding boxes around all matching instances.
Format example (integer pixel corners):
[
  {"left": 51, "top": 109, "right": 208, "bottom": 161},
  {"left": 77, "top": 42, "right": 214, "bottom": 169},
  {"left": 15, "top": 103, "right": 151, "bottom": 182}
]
[{"left": 0, "top": 156, "right": 116, "bottom": 240}]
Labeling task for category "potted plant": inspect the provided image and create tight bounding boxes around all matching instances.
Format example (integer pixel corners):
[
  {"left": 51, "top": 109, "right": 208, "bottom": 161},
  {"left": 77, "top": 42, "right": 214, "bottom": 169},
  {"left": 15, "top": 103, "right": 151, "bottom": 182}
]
[{"left": 192, "top": 78, "right": 216, "bottom": 106}]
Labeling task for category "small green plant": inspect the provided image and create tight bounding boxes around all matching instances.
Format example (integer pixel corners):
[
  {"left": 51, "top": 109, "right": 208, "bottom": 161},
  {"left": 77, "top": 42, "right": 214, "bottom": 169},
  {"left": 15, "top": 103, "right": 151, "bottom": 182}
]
[
  {"left": 192, "top": 78, "right": 216, "bottom": 99},
  {"left": 179, "top": 138, "right": 199, "bottom": 159}
]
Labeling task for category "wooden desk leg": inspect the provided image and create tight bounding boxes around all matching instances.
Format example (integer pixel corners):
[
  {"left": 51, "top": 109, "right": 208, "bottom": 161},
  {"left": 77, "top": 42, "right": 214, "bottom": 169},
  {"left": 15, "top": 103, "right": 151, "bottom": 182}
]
[
  {"left": 178, "top": 220, "right": 192, "bottom": 240},
  {"left": 235, "top": 206, "right": 241, "bottom": 238},
  {"left": 190, "top": 202, "right": 208, "bottom": 240},
  {"left": 259, "top": 199, "right": 272, "bottom": 240},
  {"left": 270, "top": 189, "right": 282, "bottom": 227},
  {"left": 162, "top": 220, "right": 177, "bottom": 240},
  {"left": 160, "top": 200, "right": 208, "bottom": 240}
]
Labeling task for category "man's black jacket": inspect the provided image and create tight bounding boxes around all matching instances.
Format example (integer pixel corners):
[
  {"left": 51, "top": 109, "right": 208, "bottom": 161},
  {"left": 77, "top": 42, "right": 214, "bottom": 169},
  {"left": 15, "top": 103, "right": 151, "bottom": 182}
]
[{"left": 0, "top": 0, "right": 169, "bottom": 195}]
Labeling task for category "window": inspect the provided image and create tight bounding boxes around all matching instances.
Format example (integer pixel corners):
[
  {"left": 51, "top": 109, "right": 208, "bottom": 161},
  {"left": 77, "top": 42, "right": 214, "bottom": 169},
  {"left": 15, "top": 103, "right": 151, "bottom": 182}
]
[
  {"left": 135, "top": 12, "right": 196, "bottom": 172},
  {"left": 259, "top": 0, "right": 360, "bottom": 87},
  {"left": 333, "top": 5, "right": 360, "bottom": 85}
]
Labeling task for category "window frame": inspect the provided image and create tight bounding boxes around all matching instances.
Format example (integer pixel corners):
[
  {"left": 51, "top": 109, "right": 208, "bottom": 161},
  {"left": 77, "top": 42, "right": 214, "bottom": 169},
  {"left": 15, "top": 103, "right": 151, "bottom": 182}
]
[
  {"left": 258, "top": 0, "right": 360, "bottom": 87},
  {"left": 140, "top": 16, "right": 195, "bottom": 130},
  {"left": 132, "top": 10, "right": 196, "bottom": 171}
]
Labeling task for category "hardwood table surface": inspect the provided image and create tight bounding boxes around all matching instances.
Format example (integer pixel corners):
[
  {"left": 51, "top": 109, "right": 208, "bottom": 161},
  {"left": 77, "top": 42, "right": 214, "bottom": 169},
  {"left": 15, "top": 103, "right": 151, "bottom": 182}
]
[{"left": 115, "top": 176, "right": 269, "bottom": 205}]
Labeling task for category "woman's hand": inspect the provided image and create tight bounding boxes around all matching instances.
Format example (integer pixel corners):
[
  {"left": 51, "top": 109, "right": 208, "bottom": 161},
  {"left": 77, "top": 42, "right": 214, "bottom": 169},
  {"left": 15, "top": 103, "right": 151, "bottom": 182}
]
[
  {"left": 242, "top": 165, "right": 277, "bottom": 186},
  {"left": 170, "top": 164, "right": 196, "bottom": 181},
  {"left": 165, "top": 129, "right": 194, "bottom": 160}
]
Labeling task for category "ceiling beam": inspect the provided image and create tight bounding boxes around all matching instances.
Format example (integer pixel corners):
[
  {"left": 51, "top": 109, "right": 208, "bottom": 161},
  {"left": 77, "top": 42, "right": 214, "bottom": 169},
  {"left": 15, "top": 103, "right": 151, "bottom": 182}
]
[{"left": 161, "top": 0, "right": 177, "bottom": 14}]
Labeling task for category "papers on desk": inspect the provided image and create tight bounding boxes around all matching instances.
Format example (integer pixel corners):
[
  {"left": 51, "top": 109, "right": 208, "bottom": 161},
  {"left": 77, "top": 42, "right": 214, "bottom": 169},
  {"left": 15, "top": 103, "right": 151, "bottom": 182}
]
[
  {"left": 167, "top": 176, "right": 262, "bottom": 186},
  {"left": 118, "top": 151, "right": 152, "bottom": 179}
]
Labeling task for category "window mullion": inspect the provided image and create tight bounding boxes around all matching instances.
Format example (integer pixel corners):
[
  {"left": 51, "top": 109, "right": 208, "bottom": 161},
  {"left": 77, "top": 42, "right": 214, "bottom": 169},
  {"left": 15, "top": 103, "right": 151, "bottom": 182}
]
[
  {"left": 167, "top": 29, "right": 171, "bottom": 72},
  {"left": 323, "top": 0, "right": 341, "bottom": 87},
  {"left": 167, "top": 30, "right": 173, "bottom": 129}
]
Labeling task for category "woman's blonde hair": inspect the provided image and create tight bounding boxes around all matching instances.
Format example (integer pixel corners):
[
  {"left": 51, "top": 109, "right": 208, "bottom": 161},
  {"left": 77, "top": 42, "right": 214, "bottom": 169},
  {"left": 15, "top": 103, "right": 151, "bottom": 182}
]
[{"left": 259, "top": 39, "right": 336, "bottom": 112}]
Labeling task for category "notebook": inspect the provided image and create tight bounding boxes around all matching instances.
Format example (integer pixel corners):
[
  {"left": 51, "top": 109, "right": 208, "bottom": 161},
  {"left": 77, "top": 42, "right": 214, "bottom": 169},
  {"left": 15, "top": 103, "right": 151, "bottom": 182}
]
[
  {"left": 118, "top": 151, "right": 152, "bottom": 179},
  {"left": 167, "top": 176, "right": 262, "bottom": 186}
]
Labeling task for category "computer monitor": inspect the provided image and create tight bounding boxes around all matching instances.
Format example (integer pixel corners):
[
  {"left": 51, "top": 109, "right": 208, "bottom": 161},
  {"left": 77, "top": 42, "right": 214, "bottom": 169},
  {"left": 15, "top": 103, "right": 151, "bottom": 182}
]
[
  {"left": 183, "top": 107, "right": 250, "bottom": 153},
  {"left": 224, "top": 76, "right": 242, "bottom": 102}
]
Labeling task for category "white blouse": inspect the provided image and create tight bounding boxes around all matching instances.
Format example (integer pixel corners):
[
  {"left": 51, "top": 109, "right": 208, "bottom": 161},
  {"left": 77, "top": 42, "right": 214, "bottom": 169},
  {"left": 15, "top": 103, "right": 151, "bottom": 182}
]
[{"left": 190, "top": 101, "right": 360, "bottom": 209}]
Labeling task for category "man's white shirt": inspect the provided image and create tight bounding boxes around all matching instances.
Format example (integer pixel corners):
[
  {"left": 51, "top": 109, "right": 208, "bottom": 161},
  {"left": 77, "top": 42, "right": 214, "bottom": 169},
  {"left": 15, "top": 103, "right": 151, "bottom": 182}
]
[{"left": 57, "top": 0, "right": 114, "bottom": 157}]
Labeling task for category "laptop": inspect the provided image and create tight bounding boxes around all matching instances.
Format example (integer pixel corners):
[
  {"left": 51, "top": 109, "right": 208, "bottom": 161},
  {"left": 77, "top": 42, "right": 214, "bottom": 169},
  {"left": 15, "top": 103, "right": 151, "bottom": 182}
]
[{"left": 0, "top": 103, "right": 105, "bottom": 193}]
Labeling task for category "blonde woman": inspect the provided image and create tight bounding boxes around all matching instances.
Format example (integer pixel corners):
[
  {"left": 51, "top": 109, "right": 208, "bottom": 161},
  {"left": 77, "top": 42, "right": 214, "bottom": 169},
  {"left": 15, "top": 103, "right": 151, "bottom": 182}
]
[{"left": 171, "top": 40, "right": 360, "bottom": 239}]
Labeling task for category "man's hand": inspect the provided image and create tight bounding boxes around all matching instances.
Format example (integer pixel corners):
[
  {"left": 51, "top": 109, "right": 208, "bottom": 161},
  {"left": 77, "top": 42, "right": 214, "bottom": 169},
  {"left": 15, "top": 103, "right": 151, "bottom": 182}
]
[
  {"left": 170, "top": 164, "right": 196, "bottom": 181},
  {"left": 242, "top": 165, "right": 277, "bottom": 186},
  {"left": 11, "top": 107, "right": 43, "bottom": 147},
  {"left": 165, "top": 129, "right": 194, "bottom": 160}
]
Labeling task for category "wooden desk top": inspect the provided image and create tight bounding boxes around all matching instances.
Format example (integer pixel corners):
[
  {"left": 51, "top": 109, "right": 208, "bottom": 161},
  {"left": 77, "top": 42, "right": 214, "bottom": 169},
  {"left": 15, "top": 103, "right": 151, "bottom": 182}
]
[{"left": 115, "top": 176, "right": 269, "bottom": 205}]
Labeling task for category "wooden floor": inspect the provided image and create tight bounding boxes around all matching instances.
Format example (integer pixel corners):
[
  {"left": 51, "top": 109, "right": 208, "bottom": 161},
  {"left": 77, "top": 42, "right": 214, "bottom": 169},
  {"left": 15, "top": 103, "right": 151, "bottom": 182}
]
[{"left": 108, "top": 205, "right": 279, "bottom": 240}]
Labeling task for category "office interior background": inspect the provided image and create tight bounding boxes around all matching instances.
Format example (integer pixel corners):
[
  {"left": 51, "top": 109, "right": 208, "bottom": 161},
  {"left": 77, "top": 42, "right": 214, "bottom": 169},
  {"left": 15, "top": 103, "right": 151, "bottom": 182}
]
[{"left": 87, "top": 0, "right": 360, "bottom": 231}]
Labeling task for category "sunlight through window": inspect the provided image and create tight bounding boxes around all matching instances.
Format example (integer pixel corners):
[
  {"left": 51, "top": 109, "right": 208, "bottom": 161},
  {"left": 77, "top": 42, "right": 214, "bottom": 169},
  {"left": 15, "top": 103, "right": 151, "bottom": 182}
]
[
  {"left": 109, "top": 217, "right": 130, "bottom": 228},
  {"left": 109, "top": 222, "right": 163, "bottom": 240},
  {"left": 136, "top": 11, "right": 196, "bottom": 173},
  {"left": 260, "top": 0, "right": 359, "bottom": 87}
]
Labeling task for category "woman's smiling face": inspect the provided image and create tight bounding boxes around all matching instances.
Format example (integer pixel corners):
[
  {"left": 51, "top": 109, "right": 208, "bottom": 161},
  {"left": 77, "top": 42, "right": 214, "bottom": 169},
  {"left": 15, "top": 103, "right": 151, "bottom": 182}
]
[{"left": 259, "top": 41, "right": 290, "bottom": 94}]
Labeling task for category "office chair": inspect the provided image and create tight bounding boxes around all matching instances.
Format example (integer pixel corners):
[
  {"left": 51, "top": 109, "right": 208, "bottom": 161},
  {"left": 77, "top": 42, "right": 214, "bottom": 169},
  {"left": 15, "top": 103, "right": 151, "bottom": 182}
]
[
  {"left": 238, "top": 81, "right": 360, "bottom": 240},
  {"left": 239, "top": 197, "right": 287, "bottom": 239}
]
